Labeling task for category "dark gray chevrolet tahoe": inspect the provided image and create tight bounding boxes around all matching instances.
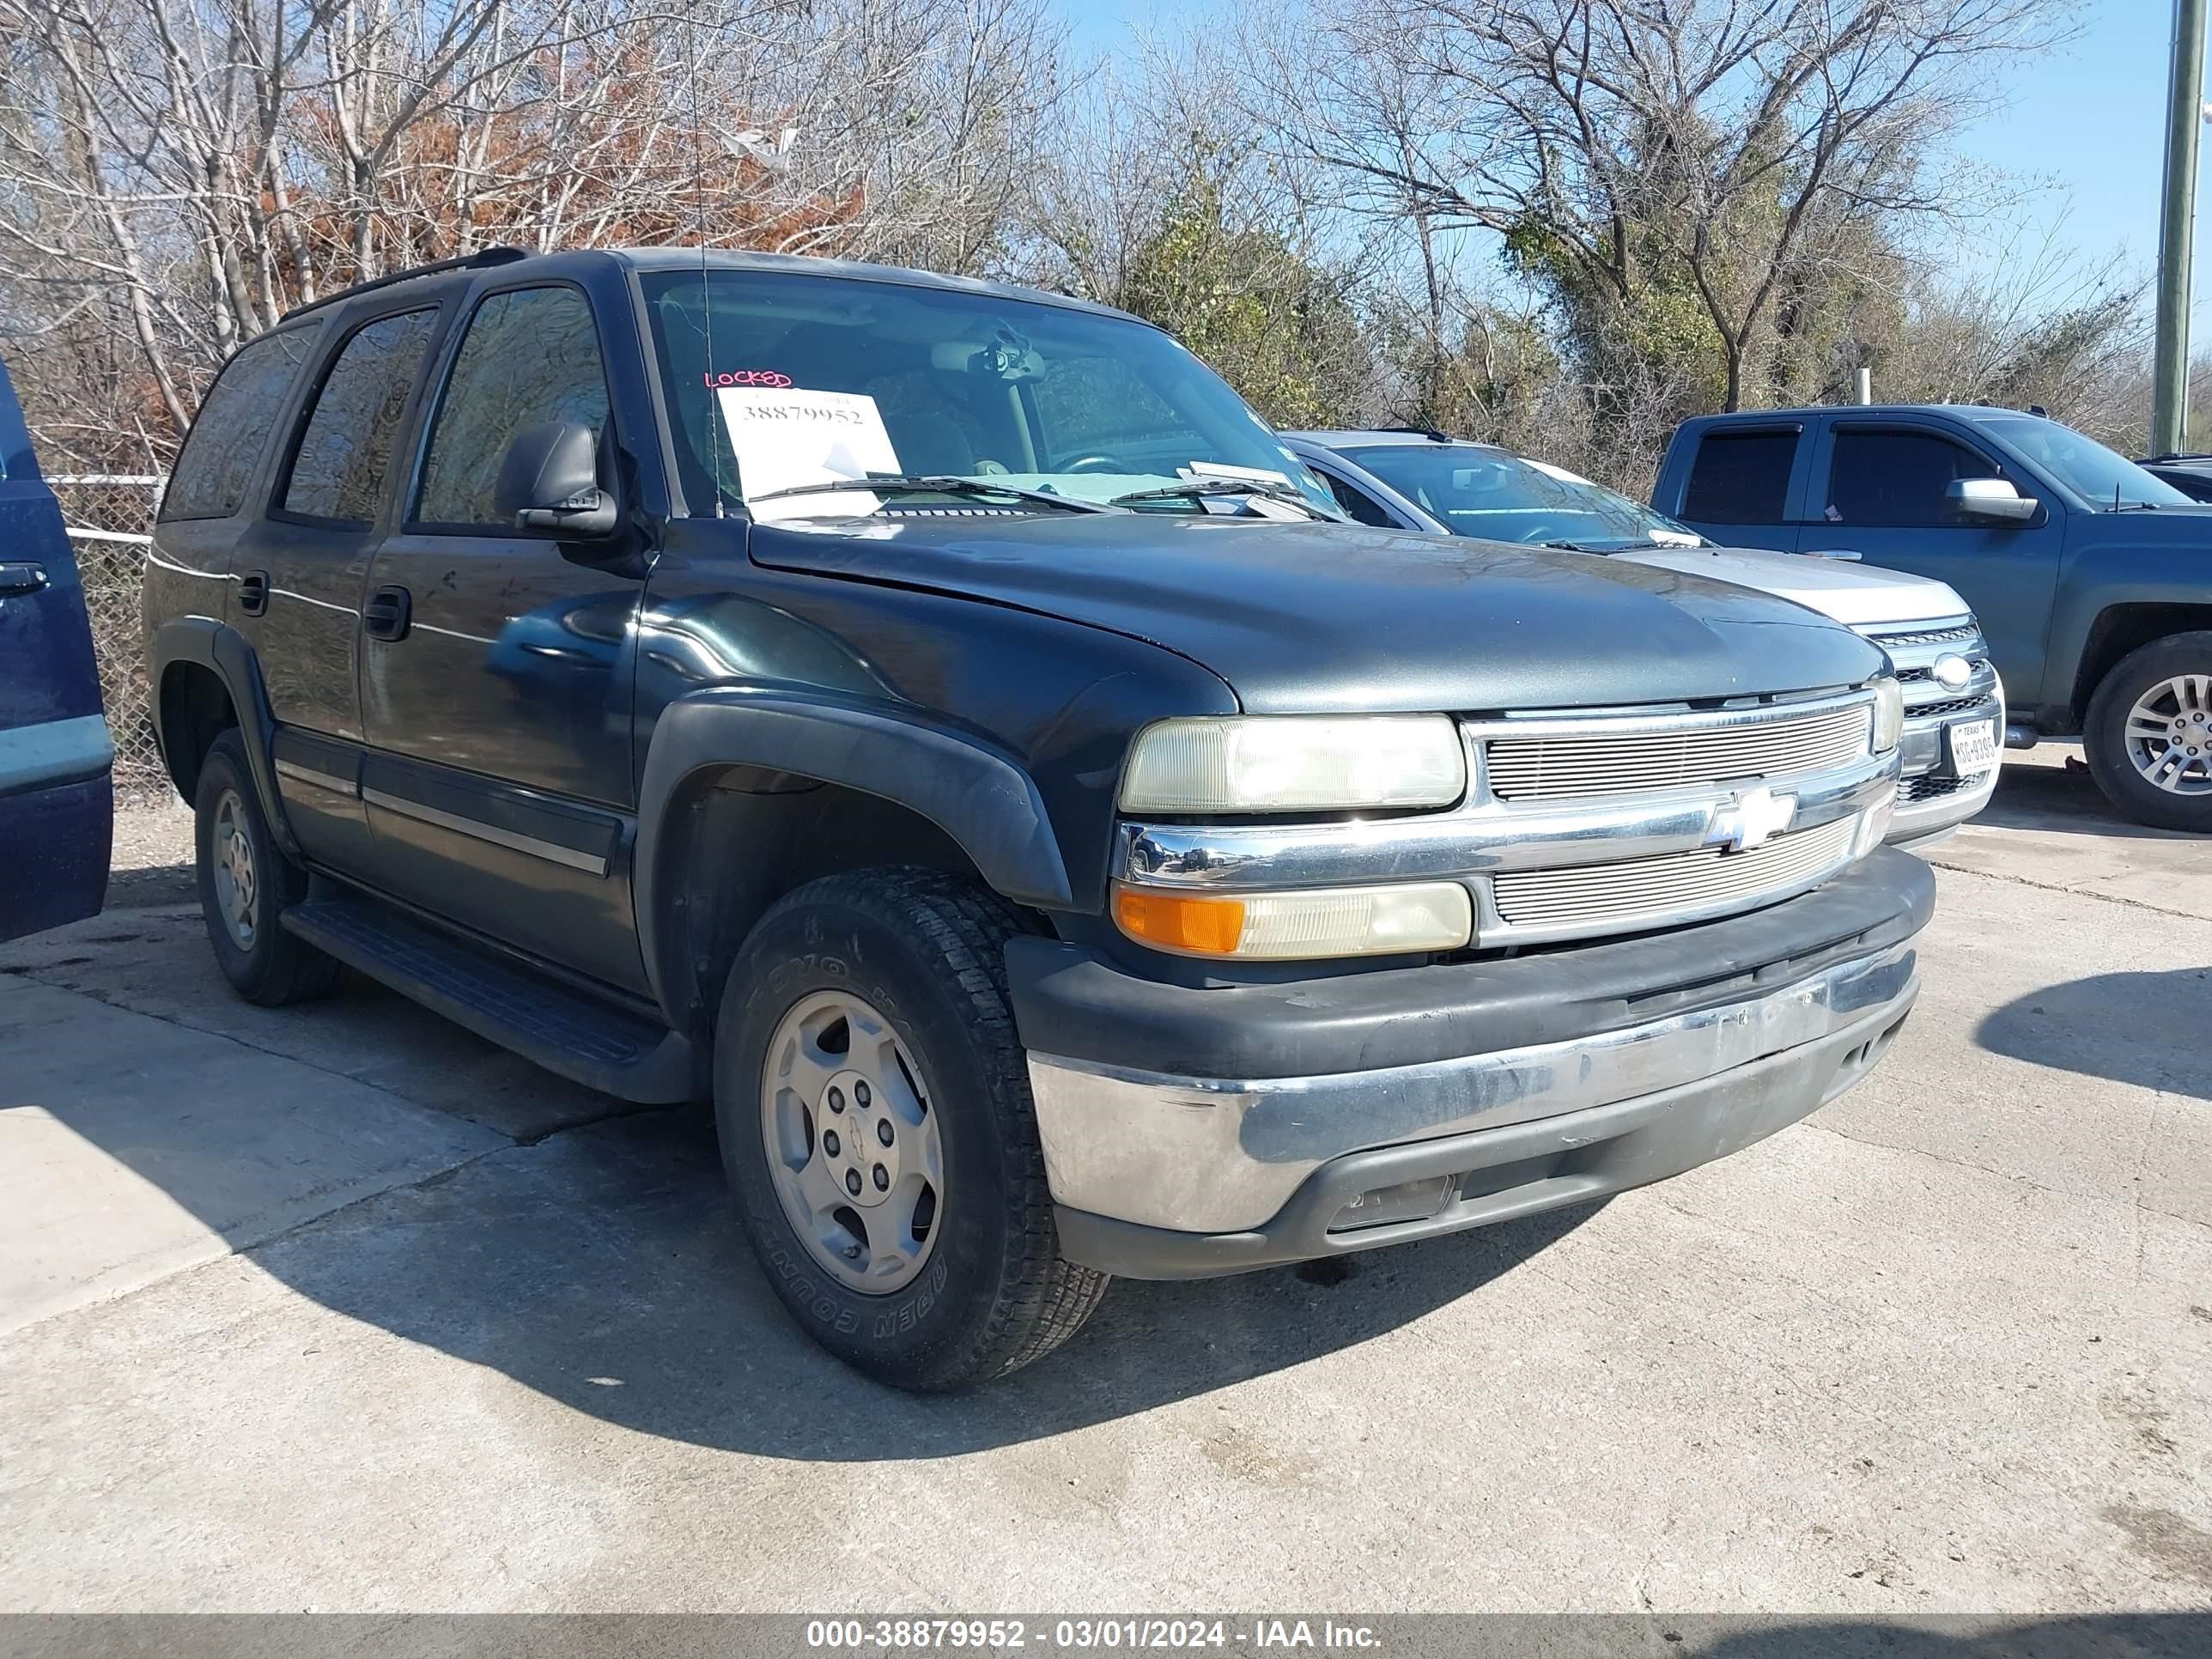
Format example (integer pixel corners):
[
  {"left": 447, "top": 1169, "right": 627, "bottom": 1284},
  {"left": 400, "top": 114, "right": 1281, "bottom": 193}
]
[{"left": 143, "top": 248, "right": 1930, "bottom": 1390}]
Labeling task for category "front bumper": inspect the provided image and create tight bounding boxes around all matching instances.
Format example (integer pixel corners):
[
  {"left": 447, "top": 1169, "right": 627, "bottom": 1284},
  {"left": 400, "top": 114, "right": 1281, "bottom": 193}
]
[
  {"left": 1890, "top": 690, "right": 2002, "bottom": 844},
  {"left": 1013, "top": 849, "right": 1933, "bottom": 1278},
  {"left": 1863, "top": 616, "right": 2003, "bottom": 846}
]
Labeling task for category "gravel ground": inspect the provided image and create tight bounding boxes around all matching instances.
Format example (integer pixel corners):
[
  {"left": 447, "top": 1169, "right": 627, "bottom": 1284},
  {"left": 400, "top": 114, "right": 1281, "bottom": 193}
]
[{"left": 106, "top": 794, "right": 193, "bottom": 910}]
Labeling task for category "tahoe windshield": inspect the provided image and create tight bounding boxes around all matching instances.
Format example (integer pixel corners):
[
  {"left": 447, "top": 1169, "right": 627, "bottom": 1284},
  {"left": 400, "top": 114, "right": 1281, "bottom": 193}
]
[
  {"left": 1969, "top": 415, "right": 2191, "bottom": 510},
  {"left": 1343, "top": 443, "right": 1699, "bottom": 548},
  {"left": 640, "top": 268, "right": 1333, "bottom": 518}
]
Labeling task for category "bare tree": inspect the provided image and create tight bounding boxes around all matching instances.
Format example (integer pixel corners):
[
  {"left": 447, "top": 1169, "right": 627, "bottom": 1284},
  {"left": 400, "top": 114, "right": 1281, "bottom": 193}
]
[
  {"left": 1255, "top": 0, "right": 2075, "bottom": 412},
  {"left": 1888, "top": 221, "right": 2152, "bottom": 448},
  {"left": 0, "top": 0, "right": 1066, "bottom": 465}
]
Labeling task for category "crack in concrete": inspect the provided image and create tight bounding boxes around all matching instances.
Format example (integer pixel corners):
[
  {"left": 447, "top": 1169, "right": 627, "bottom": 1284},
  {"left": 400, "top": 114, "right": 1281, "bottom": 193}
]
[
  {"left": 1805, "top": 1120, "right": 2212, "bottom": 1237},
  {"left": 1924, "top": 852, "right": 2211, "bottom": 924}
]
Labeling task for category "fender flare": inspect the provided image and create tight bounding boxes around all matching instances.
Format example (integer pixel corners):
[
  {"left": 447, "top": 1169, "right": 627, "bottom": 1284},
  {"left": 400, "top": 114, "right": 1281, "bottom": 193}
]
[
  {"left": 149, "top": 617, "right": 301, "bottom": 860},
  {"left": 634, "top": 686, "right": 1075, "bottom": 1020}
]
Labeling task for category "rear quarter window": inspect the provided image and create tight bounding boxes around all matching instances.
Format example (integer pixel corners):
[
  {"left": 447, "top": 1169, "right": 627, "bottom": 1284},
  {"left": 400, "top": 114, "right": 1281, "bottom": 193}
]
[
  {"left": 161, "top": 328, "right": 319, "bottom": 521},
  {"left": 1682, "top": 428, "right": 1798, "bottom": 524},
  {"left": 281, "top": 308, "right": 439, "bottom": 525}
]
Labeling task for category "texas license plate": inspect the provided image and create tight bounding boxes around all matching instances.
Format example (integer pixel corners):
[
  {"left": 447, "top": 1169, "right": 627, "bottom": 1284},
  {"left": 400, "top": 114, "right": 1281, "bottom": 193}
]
[{"left": 1948, "top": 718, "right": 1999, "bottom": 775}]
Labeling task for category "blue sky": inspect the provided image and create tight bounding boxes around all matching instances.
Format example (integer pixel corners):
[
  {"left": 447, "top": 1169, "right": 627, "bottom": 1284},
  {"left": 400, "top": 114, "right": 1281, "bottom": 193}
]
[{"left": 1061, "top": 0, "right": 2199, "bottom": 312}]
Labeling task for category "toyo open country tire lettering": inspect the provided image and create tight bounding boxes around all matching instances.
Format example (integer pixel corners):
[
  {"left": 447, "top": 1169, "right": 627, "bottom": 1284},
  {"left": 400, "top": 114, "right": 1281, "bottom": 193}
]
[
  {"left": 192, "top": 730, "right": 342, "bottom": 1006},
  {"left": 714, "top": 867, "right": 1109, "bottom": 1392},
  {"left": 2085, "top": 631, "right": 2212, "bottom": 834}
]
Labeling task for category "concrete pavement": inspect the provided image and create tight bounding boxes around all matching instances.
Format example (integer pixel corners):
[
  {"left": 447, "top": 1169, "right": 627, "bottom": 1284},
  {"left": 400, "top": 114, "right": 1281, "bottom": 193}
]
[{"left": 1, "top": 756, "right": 2208, "bottom": 1615}]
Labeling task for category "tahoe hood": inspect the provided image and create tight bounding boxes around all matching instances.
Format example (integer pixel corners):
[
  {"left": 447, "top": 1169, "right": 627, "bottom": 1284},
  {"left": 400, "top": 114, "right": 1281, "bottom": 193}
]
[{"left": 750, "top": 514, "right": 1888, "bottom": 714}]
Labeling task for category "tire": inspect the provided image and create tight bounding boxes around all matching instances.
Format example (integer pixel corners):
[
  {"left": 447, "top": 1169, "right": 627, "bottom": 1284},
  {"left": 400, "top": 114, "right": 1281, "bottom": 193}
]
[
  {"left": 714, "top": 867, "right": 1109, "bottom": 1391},
  {"left": 2084, "top": 631, "right": 2212, "bottom": 833},
  {"left": 192, "top": 729, "right": 342, "bottom": 1006}
]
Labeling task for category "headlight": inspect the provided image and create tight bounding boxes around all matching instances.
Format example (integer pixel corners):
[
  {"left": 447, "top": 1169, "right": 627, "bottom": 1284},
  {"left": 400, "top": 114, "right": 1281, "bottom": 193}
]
[
  {"left": 1869, "top": 678, "right": 1904, "bottom": 754},
  {"left": 1113, "top": 881, "right": 1474, "bottom": 959},
  {"left": 1119, "top": 715, "right": 1467, "bottom": 813}
]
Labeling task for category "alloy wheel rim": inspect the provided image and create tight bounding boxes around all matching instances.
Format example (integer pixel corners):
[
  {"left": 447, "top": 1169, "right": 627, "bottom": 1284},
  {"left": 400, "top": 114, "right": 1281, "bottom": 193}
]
[
  {"left": 2122, "top": 674, "right": 2212, "bottom": 796},
  {"left": 211, "top": 790, "right": 259, "bottom": 948},
  {"left": 759, "top": 988, "right": 943, "bottom": 1294}
]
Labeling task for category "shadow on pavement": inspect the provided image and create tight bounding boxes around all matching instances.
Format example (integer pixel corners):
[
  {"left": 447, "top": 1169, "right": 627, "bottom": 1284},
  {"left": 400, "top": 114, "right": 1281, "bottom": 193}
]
[
  {"left": 1971, "top": 751, "right": 2193, "bottom": 842},
  {"left": 221, "top": 1105, "right": 1601, "bottom": 1460},
  {"left": 1976, "top": 969, "right": 2212, "bottom": 1102}
]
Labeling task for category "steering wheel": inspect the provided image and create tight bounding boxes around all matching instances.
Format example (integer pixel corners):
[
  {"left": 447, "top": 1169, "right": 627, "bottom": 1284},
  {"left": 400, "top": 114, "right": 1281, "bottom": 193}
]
[
  {"left": 1060, "top": 453, "right": 1139, "bottom": 475},
  {"left": 1511, "top": 523, "right": 1584, "bottom": 547}
]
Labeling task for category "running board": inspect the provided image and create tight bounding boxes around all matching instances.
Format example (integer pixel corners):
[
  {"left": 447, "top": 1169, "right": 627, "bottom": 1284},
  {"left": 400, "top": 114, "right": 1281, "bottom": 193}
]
[{"left": 283, "top": 896, "right": 697, "bottom": 1103}]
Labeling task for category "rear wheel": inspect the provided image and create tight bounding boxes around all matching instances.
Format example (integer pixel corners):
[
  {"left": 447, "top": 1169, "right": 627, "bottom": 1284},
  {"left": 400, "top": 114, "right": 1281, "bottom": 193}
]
[
  {"left": 714, "top": 868, "right": 1109, "bottom": 1391},
  {"left": 2085, "top": 633, "right": 2212, "bottom": 832},
  {"left": 193, "top": 730, "right": 341, "bottom": 1006}
]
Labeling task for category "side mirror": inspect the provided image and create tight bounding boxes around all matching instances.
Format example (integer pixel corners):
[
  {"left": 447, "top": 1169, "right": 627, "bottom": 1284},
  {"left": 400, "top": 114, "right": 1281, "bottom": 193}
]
[
  {"left": 494, "top": 422, "right": 618, "bottom": 538},
  {"left": 1947, "top": 477, "right": 2037, "bottom": 525}
]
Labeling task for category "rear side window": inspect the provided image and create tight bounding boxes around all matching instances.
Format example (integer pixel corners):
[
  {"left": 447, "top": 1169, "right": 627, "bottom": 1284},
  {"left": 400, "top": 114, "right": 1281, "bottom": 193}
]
[
  {"left": 281, "top": 309, "right": 438, "bottom": 524},
  {"left": 1682, "top": 428, "right": 1797, "bottom": 524},
  {"left": 416, "top": 287, "right": 610, "bottom": 529},
  {"left": 1826, "top": 429, "right": 2002, "bottom": 527},
  {"left": 161, "top": 329, "right": 317, "bottom": 521}
]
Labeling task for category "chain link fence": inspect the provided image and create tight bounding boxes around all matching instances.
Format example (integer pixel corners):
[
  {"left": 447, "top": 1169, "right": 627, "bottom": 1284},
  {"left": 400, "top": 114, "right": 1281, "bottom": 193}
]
[{"left": 50, "top": 476, "right": 171, "bottom": 801}]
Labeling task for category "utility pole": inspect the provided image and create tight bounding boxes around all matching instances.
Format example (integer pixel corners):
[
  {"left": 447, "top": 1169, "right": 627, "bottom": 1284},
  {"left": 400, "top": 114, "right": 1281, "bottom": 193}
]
[{"left": 2154, "top": 0, "right": 2209, "bottom": 455}]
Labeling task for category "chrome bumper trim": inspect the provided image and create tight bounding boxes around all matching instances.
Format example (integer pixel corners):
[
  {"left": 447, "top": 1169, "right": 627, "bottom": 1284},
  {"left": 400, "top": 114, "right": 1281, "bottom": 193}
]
[
  {"left": 1121, "top": 755, "right": 1895, "bottom": 890},
  {"left": 1028, "top": 940, "right": 1919, "bottom": 1234}
]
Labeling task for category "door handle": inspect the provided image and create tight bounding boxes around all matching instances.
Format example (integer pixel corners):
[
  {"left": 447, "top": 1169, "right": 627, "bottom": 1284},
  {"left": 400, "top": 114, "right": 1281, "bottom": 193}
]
[
  {"left": 0, "top": 562, "right": 48, "bottom": 595},
  {"left": 363, "top": 584, "right": 412, "bottom": 642},
  {"left": 236, "top": 570, "right": 270, "bottom": 616}
]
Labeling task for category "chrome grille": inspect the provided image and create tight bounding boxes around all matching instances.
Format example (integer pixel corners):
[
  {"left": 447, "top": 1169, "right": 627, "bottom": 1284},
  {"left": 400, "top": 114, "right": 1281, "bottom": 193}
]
[
  {"left": 1484, "top": 703, "right": 1872, "bottom": 801},
  {"left": 1865, "top": 620, "right": 1978, "bottom": 650},
  {"left": 1911, "top": 694, "right": 1996, "bottom": 720},
  {"left": 1492, "top": 817, "right": 1858, "bottom": 932}
]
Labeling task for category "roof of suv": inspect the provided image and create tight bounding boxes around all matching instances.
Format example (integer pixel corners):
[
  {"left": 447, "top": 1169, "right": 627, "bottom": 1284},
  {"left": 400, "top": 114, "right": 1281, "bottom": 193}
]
[
  {"left": 1685, "top": 403, "right": 2051, "bottom": 425},
  {"left": 1288, "top": 429, "right": 1498, "bottom": 451},
  {"left": 283, "top": 246, "right": 1146, "bottom": 329}
]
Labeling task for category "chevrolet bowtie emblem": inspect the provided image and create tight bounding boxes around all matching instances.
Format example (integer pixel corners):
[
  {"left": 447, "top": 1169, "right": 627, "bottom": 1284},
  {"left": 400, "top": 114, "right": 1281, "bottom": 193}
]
[{"left": 1707, "top": 787, "right": 1797, "bottom": 854}]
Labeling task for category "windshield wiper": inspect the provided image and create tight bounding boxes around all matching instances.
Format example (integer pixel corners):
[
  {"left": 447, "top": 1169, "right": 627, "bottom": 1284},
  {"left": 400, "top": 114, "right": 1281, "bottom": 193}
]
[
  {"left": 1541, "top": 537, "right": 1670, "bottom": 554},
  {"left": 1109, "top": 479, "right": 1342, "bottom": 521},
  {"left": 2107, "top": 500, "right": 2161, "bottom": 513},
  {"left": 748, "top": 475, "right": 1119, "bottom": 514}
]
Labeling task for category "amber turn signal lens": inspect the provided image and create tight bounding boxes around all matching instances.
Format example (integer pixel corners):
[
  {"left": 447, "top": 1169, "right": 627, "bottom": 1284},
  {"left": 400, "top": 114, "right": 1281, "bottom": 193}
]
[{"left": 1113, "top": 888, "right": 1247, "bottom": 955}]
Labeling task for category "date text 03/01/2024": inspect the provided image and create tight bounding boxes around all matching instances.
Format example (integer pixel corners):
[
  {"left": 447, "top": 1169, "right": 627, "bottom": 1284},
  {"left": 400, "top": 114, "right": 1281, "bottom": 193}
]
[{"left": 804, "top": 1620, "right": 1382, "bottom": 1650}]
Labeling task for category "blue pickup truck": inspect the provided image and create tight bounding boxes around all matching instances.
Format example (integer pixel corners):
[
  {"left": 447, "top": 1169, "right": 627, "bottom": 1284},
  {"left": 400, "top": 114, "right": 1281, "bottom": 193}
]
[
  {"left": 1654, "top": 406, "right": 2212, "bottom": 831},
  {"left": 0, "top": 357, "right": 112, "bottom": 940}
]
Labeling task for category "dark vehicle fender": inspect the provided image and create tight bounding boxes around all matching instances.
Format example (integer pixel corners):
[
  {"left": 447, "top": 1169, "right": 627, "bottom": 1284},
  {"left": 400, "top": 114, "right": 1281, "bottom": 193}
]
[
  {"left": 633, "top": 687, "right": 1074, "bottom": 1024},
  {"left": 2051, "top": 544, "right": 2212, "bottom": 726},
  {"left": 148, "top": 617, "right": 298, "bottom": 859},
  {"left": 2044, "top": 528, "right": 2212, "bottom": 725}
]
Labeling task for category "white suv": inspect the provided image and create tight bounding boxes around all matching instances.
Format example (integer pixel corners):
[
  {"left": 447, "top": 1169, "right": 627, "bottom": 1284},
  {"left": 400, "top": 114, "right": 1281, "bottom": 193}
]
[{"left": 1286, "top": 430, "right": 2003, "bottom": 846}]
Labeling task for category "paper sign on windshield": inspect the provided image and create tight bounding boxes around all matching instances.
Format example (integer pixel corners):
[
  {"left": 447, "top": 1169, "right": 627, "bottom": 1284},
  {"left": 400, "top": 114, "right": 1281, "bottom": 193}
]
[{"left": 716, "top": 387, "right": 900, "bottom": 521}]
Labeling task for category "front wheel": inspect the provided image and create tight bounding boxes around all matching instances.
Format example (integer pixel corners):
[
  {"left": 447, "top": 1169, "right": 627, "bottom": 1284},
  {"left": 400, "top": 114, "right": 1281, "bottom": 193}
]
[
  {"left": 2084, "top": 632, "right": 2212, "bottom": 832},
  {"left": 714, "top": 868, "right": 1109, "bottom": 1391}
]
